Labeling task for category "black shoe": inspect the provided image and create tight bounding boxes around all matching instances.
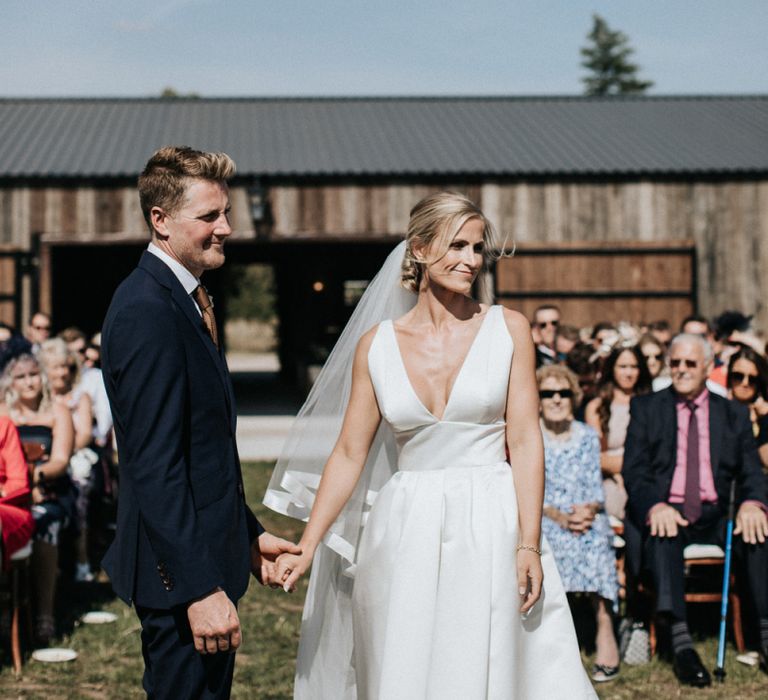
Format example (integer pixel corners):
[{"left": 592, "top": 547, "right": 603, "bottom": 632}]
[{"left": 672, "top": 648, "right": 711, "bottom": 687}]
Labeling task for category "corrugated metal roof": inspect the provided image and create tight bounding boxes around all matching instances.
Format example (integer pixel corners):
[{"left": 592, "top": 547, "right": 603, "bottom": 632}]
[{"left": 0, "top": 96, "right": 767, "bottom": 179}]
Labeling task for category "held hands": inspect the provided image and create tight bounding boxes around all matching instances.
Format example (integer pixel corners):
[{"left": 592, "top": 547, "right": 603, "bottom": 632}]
[
  {"left": 517, "top": 549, "right": 543, "bottom": 614},
  {"left": 734, "top": 503, "right": 768, "bottom": 544},
  {"left": 273, "top": 548, "right": 315, "bottom": 593},
  {"left": 251, "top": 532, "right": 302, "bottom": 586},
  {"left": 187, "top": 588, "right": 241, "bottom": 655}
]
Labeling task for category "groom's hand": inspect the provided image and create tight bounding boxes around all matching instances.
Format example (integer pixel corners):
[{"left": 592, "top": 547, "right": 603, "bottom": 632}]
[
  {"left": 251, "top": 532, "right": 302, "bottom": 586},
  {"left": 187, "top": 588, "right": 241, "bottom": 654}
]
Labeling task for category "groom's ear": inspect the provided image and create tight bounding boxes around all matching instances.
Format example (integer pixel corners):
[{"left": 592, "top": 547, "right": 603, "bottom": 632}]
[{"left": 150, "top": 206, "right": 170, "bottom": 239}]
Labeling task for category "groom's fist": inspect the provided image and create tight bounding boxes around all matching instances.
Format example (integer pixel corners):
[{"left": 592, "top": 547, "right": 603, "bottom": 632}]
[{"left": 187, "top": 588, "right": 242, "bottom": 654}]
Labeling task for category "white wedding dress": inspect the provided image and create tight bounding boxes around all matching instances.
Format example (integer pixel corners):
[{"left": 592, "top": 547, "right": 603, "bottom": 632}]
[{"left": 343, "top": 305, "right": 596, "bottom": 699}]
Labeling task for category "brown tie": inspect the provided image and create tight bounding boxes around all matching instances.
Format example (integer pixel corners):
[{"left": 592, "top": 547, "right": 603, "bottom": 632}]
[{"left": 192, "top": 285, "right": 219, "bottom": 349}]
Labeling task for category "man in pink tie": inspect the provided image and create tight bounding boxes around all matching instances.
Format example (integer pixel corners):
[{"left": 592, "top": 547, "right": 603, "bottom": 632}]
[{"left": 623, "top": 333, "right": 768, "bottom": 687}]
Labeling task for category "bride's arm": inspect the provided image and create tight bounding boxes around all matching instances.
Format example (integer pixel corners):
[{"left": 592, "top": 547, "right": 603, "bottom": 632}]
[
  {"left": 502, "top": 308, "right": 545, "bottom": 613},
  {"left": 276, "top": 327, "right": 382, "bottom": 591}
]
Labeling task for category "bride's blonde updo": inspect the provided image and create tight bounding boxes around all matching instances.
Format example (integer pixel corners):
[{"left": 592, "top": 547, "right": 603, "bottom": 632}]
[{"left": 400, "top": 192, "right": 501, "bottom": 292}]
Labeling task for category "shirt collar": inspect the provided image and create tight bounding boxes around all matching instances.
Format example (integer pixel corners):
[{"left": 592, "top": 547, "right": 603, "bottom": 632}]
[
  {"left": 676, "top": 387, "right": 709, "bottom": 408},
  {"left": 147, "top": 243, "right": 200, "bottom": 295}
]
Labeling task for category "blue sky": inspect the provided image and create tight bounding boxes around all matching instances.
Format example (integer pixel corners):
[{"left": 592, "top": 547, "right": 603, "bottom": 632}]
[{"left": 3, "top": 1, "right": 766, "bottom": 96}]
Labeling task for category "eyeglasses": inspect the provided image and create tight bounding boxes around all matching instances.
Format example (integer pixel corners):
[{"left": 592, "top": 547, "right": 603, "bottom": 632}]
[
  {"left": 32, "top": 324, "right": 50, "bottom": 331},
  {"left": 729, "top": 371, "right": 758, "bottom": 387},
  {"left": 536, "top": 320, "right": 559, "bottom": 329},
  {"left": 539, "top": 389, "right": 573, "bottom": 400},
  {"left": 670, "top": 358, "right": 699, "bottom": 369},
  {"left": 644, "top": 353, "right": 663, "bottom": 362}
]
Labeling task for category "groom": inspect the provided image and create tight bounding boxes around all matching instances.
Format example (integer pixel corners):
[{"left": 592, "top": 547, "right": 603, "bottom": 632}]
[{"left": 101, "top": 145, "right": 299, "bottom": 699}]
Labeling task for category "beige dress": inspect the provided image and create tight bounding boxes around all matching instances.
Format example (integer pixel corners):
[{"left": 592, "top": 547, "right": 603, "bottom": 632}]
[{"left": 603, "top": 401, "right": 630, "bottom": 519}]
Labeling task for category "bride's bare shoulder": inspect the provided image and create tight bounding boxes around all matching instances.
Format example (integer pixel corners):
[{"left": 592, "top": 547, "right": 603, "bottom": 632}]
[
  {"left": 499, "top": 306, "right": 533, "bottom": 342},
  {"left": 356, "top": 322, "right": 387, "bottom": 355}
]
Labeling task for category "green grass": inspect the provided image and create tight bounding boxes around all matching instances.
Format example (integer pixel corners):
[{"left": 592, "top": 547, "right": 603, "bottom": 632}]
[{"left": 1, "top": 462, "right": 764, "bottom": 698}]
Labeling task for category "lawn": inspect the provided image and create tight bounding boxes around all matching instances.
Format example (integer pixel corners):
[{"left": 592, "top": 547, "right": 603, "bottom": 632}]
[{"left": 1, "top": 462, "right": 765, "bottom": 698}]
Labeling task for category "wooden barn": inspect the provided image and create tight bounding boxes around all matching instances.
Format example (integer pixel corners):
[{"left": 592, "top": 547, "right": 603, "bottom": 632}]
[{"left": 0, "top": 96, "right": 766, "bottom": 379}]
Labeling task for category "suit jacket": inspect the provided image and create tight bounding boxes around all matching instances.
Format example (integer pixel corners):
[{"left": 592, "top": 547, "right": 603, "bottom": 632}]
[
  {"left": 101, "top": 252, "right": 263, "bottom": 609},
  {"left": 622, "top": 387, "right": 766, "bottom": 530}
]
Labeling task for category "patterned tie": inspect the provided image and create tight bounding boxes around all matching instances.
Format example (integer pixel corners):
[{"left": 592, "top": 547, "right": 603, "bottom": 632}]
[
  {"left": 192, "top": 285, "right": 219, "bottom": 349},
  {"left": 683, "top": 401, "right": 702, "bottom": 524}
]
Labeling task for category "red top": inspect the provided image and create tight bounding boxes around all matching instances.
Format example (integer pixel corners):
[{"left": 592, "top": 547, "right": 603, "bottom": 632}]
[{"left": 0, "top": 415, "right": 30, "bottom": 497}]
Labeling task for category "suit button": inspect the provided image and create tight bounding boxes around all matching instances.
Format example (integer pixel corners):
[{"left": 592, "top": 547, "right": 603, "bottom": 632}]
[{"left": 157, "top": 564, "right": 163, "bottom": 571}]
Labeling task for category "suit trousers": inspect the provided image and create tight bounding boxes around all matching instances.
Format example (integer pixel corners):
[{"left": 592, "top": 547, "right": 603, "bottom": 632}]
[
  {"left": 136, "top": 605, "right": 236, "bottom": 700},
  {"left": 643, "top": 502, "right": 768, "bottom": 622}
]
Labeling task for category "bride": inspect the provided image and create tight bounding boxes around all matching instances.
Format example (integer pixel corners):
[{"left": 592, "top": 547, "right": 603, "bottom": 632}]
[{"left": 264, "top": 192, "right": 596, "bottom": 699}]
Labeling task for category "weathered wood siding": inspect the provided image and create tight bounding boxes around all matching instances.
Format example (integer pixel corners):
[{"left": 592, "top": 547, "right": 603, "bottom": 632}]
[{"left": 0, "top": 180, "right": 766, "bottom": 328}]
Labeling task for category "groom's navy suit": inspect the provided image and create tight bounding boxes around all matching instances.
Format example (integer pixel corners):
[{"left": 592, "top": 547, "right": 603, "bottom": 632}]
[{"left": 101, "top": 251, "right": 263, "bottom": 698}]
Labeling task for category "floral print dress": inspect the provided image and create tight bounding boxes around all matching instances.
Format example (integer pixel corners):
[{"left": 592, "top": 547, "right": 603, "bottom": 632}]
[{"left": 542, "top": 420, "right": 618, "bottom": 605}]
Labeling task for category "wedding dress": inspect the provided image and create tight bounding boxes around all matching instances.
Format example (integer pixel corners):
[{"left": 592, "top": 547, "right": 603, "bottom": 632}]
[
  {"left": 348, "top": 305, "right": 595, "bottom": 699},
  {"left": 265, "top": 243, "right": 595, "bottom": 699}
]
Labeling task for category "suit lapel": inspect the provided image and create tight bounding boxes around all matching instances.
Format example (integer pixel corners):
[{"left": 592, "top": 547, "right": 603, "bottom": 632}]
[
  {"left": 708, "top": 393, "right": 724, "bottom": 479},
  {"left": 138, "top": 252, "right": 232, "bottom": 414},
  {"left": 659, "top": 388, "right": 678, "bottom": 466}
]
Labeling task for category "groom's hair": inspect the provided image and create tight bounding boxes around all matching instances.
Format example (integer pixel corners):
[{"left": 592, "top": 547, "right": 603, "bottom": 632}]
[{"left": 138, "top": 145, "right": 236, "bottom": 235}]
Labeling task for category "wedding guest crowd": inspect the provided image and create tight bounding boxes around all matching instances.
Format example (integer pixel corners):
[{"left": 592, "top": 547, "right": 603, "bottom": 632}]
[
  {"left": 532, "top": 305, "right": 768, "bottom": 687},
  {"left": 0, "top": 314, "right": 113, "bottom": 650}
]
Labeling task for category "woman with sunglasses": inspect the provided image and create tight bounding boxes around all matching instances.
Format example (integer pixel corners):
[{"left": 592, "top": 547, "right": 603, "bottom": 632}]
[
  {"left": 538, "top": 364, "right": 620, "bottom": 683},
  {"left": 585, "top": 345, "right": 652, "bottom": 520},
  {"left": 727, "top": 346, "right": 768, "bottom": 470},
  {"left": 638, "top": 333, "right": 669, "bottom": 391}
]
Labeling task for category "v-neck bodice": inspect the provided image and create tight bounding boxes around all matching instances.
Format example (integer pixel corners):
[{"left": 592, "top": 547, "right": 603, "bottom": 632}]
[{"left": 368, "top": 305, "right": 514, "bottom": 471}]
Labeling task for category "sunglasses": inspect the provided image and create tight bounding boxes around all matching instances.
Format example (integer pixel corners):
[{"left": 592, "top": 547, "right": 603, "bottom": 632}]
[
  {"left": 539, "top": 389, "right": 573, "bottom": 400},
  {"left": 729, "top": 371, "right": 759, "bottom": 387},
  {"left": 670, "top": 358, "right": 699, "bottom": 369},
  {"left": 644, "top": 353, "right": 663, "bottom": 362},
  {"left": 536, "top": 320, "right": 559, "bottom": 329}
]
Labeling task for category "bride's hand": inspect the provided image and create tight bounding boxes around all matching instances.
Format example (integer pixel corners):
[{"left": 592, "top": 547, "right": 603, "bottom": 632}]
[
  {"left": 275, "top": 550, "right": 314, "bottom": 593},
  {"left": 517, "top": 550, "right": 543, "bottom": 614}
]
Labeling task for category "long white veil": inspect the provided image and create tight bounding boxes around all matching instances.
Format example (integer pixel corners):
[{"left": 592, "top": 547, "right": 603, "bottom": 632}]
[{"left": 263, "top": 240, "right": 415, "bottom": 698}]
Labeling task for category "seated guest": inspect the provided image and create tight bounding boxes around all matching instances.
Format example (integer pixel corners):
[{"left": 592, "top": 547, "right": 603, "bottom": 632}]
[
  {"left": 586, "top": 345, "right": 652, "bottom": 520},
  {"left": 727, "top": 346, "right": 768, "bottom": 470},
  {"left": 39, "top": 338, "right": 97, "bottom": 582},
  {"left": 0, "top": 416, "right": 35, "bottom": 569},
  {"left": 566, "top": 342, "right": 599, "bottom": 421},
  {"left": 59, "top": 327, "right": 112, "bottom": 448},
  {"left": 638, "top": 332, "right": 669, "bottom": 392},
  {"left": 532, "top": 304, "right": 560, "bottom": 367},
  {"left": 623, "top": 333, "right": 768, "bottom": 687},
  {"left": 538, "top": 365, "right": 620, "bottom": 683},
  {"left": 24, "top": 312, "right": 51, "bottom": 354},
  {"left": 0, "top": 353, "right": 75, "bottom": 646},
  {"left": 648, "top": 320, "right": 672, "bottom": 349},
  {"left": 555, "top": 324, "right": 580, "bottom": 362}
]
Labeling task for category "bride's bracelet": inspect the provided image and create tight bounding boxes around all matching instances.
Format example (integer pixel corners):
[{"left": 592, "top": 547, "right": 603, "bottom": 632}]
[{"left": 516, "top": 544, "right": 542, "bottom": 556}]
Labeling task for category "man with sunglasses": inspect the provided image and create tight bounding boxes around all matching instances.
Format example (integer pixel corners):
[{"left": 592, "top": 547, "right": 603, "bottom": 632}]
[
  {"left": 532, "top": 304, "right": 560, "bottom": 367},
  {"left": 623, "top": 333, "right": 768, "bottom": 687}
]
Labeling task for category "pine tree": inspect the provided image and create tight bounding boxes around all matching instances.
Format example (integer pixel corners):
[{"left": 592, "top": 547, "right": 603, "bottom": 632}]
[{"left": 580, "top": 14, "right": 653, "bottom": 96}]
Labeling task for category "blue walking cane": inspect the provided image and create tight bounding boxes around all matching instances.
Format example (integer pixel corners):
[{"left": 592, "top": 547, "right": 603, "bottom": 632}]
[{"left": 713, "top": 480, "right": 737, "bottom": 683}]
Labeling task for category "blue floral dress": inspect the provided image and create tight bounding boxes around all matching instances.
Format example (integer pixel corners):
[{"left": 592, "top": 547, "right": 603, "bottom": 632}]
[{"left": 542, "top": 420, "right": 618, "bottom": 605}]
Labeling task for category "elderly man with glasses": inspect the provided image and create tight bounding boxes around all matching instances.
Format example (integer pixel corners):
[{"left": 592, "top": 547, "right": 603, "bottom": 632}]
[{"left": 623, "top": 333, "right": 768, "bottom": 687}]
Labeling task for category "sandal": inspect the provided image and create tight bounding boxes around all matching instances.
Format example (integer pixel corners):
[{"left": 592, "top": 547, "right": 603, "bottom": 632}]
[{"left": 591, "top": 663, "right": 620, "bottom": 683}]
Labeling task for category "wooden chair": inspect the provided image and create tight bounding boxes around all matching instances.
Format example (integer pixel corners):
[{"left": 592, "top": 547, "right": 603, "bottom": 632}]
[
  {"left": 646, "top": 544, "right": 745, "bottom": 656},
  {"left": 0, "top": 539, "right": 34, "bottom": 675}
]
